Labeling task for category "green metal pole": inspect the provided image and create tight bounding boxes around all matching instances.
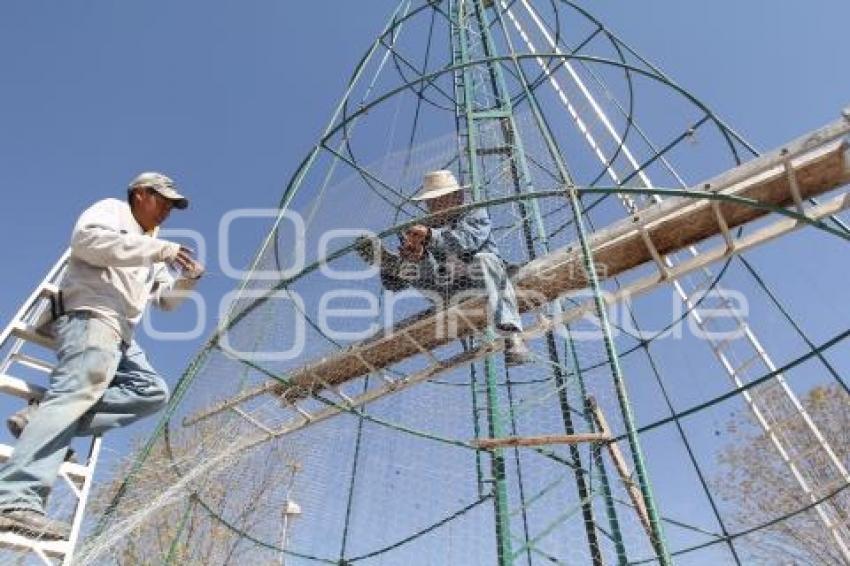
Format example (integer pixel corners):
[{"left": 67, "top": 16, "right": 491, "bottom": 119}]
[
  {"left": 454, "top": 0, "right": 612, "bottom": 560},
  {"left": 453, "top": 3, "right": 513, "bottom": 562},
  {"left": 468, "top": 341, "right": 487, "bottom": 498},
  {"left": 484, "top": 355, "right": 515, "bottom": 565},
  {"left": 338, "top": 378, "right": 370, "bottom": 562},
  {"left": 565, "top": 183, "right": 671, "bottom": 564},
  {"left": 566, "top": 330, "right": 628, "bottom": 564},
  {"left": 163, "top": 496, "right": 195, "bottom": 565},
  {"left": 471, "top": 1, "right": 606, "bottom": 560},
  {"left": 477, "top": 5, "right": 671, "bottom": 558}
]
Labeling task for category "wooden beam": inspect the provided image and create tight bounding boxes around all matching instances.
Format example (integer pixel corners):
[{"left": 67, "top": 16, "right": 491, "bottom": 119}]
[
  {"left": 187, "top": 189, "right": 850, "bottom": 433},
  {"left": 589, "top": 398, "right": 653, "bottom": 544},
  {"left": 471, "top": 433, "right": 611, "bottom": 449},
  {"left": 262, "top": 119, "right": 850, "bottom": 398},
  {"left": 187, "top": 114, "right": 850, "bottom": 428}
]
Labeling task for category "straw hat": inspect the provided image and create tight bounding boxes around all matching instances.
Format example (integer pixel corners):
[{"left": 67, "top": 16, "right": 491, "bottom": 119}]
[{"left": 411, "top": 170, "right": 467, "bottom": 201}]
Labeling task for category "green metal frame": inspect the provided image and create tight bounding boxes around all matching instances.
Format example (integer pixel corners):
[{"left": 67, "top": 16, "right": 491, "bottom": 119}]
[
  {"left": 453, "top": 1, "right": 670, "bottom": 562},
  {"left": 91, "top": 2, "right": 850, "bottom": 565}
]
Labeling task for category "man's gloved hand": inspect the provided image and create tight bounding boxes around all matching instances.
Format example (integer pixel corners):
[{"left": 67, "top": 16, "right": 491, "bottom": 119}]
[
  {"left": 354, "top": 235, "right": 408, "bottom": 280},
  {"left": 354, "top": 235, "right": 380, "bottom": 265}
]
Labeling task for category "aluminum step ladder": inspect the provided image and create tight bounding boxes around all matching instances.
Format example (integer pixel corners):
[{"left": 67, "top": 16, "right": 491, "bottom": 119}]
[{"left": 0, "top": 250, "right": 102, "bottom": 565}]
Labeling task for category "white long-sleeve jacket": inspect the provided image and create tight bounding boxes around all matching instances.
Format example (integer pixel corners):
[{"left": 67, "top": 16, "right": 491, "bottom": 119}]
[{"left": 58, "top": 198, "right": 199, "bottom": 342}]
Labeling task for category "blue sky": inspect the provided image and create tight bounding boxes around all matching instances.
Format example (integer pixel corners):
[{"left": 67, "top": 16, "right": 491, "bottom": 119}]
[
  {"left": 3, "top": 0, "right": 848, "bottom": 341},
  {"left": 0, "top": 1, "right": 849, "bottom": 561}
]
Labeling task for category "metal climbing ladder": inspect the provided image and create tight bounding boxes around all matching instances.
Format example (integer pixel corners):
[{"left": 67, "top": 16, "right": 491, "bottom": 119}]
[{"left": 0, "top": 251, "right": 102, "bottom": 565}]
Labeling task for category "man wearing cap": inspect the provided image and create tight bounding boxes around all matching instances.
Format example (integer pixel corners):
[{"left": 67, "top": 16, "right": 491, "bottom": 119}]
[
  {"left": 358, "top": 169, "right": 532, "bottom": 366},
  {"left": 0, "top": 172, "right": 204, "bottom": 540}
]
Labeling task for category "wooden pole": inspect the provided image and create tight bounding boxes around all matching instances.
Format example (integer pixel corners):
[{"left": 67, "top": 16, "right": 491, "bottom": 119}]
[
  {"left": 470, "top": 432, "right": 610, "bottom": 449},
  {"left": 589, "top": 398, "right": 655, "bottom": 542}
]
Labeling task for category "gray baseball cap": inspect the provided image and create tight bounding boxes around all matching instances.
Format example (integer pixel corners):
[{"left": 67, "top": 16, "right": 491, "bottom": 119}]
[{"left": 128, "top": 172, "right": 189, "bottom": 209}]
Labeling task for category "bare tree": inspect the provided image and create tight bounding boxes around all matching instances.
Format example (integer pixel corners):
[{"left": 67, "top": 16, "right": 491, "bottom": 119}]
[
  {"left": 88, "top": 418, "right": 301, "bottom": 566},
  {"left": 714, "top": 383, "right": 850, "bottom": 564}
]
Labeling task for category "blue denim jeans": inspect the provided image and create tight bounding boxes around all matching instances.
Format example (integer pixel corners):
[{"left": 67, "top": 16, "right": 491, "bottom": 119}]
[
  {"left": 0, "top": 312, "right": 169, "bottom": 513},
  {"left": 476, "top": 252, "right": 522, "bottom": 332},
  {"left": 384, "top": 251, "right": 523, "bottom": 332}
]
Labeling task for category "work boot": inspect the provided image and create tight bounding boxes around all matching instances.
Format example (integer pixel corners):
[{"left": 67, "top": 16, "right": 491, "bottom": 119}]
[
  {"left": 504, "top": 334, "right": 533, "bottom": 366},
  {"left": 7, "top": 403, "right": 76, "bottom": 463},
  {"left": 6, "top": 402, "right": 37, "bottom": 439},
  {"left": 0, "top": 509, "right": 71, "bottom": 540}
]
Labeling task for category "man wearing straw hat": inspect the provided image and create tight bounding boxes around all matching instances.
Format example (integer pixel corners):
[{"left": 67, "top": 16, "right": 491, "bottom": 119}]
[
  {"left": 0, "top": 172, "right": 204, "bottom": 540},
  {"left": 358, "top": 169, "right": 532, "bottom": 366}
]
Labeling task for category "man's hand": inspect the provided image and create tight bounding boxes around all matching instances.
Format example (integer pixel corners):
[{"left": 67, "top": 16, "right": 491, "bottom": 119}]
[
  {"left": 172, "top": 246, "right": 205, "bottom": 279},
  {"left": 400, "top": 239, "right": 424, "bottom": 261},
  {"left": 400, "top": 225, "right": 429, "bottom": 261},
  {"left": 404, "top": 225, "right": 430, "bottom": 244},
  {"left": 354, "top": 235, "right": 379, "bottom": 265}
]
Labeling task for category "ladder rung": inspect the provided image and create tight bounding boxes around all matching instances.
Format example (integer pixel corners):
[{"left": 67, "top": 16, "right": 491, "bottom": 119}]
[
  {"left": 377, "top": 372, "right": 395, "bottom": 386},
  {"left": 711, "top": 334, "right": 737, "bottom": 353},
  {"left": 693, "top": 284, "right": 734, "bottom": 305},
  {"left": 749, "top": 389, "right": 800, "bottom": 421},
  {"left": 761, "top": 393, "right": 814, "bottom": 429},
  {"left": 697, "top": 311, "right": 732, "bottom": 333},
  {"left": 816, "top": 477, "right": 850, "bottom": 500},
  {"left": 0, "top": 531, "right": 69, "bottom": 558},
  {"left": 691, "top": 293, "right": 728, "bottom": 312},
  {"left": 230, "top": 407, "right": 275, "bottom": 436},
  {"left": 784, "top": 442, "right": 828, "bottom": 467},
  {"left": 827, "top": 512, "right": 850, "bottom": 533},
  {"left": 39, "top": 283, "right": 60, "bottom": 300},
  {"left": 753, "top": 397, "right": 796, "bottom": 426},
  {"left": 0, "top": 374, "right": 46, "bottom": 401},
  {"left": 9, "top": 353, "right": 54, "bottom": 374},
  {"left": 477, "top": 146, "right": 512, "bottom": 156},
  {"left": 291, "top": 402, "right": 314, "bottom": 422},
  {"left": 731, "top": 353, "right": 762, "bottom": 375},
  {"left": 684, "top": 276, "right": 714, "bottom": 299},
  {"left": 764, "top": 408, "right": 806, "bottom": 434},
  {"left": 10, "top": 323, "right": 56, "bottom": 351},
  {"left": 471, "top": 110, "right": 511, "bottom": 120},
  {"left": 750, "top": 373, "right": 785, "bottom": 394},
  {"left": 0, "top": 444, "right": 87, "bottom": 483}
]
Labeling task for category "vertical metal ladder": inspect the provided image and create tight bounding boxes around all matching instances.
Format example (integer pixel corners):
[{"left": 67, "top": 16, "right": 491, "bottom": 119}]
[{"left": 0, "top": 250, "right": 102, "bottom": 565}]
